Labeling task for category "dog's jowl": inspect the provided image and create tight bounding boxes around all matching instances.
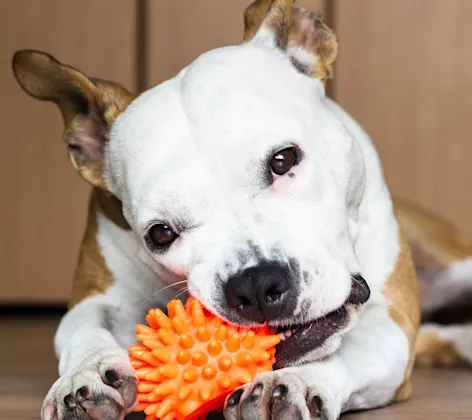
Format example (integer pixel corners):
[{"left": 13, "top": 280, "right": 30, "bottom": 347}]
[{"left": 11, "top": 1, "right": 428, "bottom": 419}]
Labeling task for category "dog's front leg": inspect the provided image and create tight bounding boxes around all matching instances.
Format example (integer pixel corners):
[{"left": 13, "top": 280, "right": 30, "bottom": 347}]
[
  {"left": 42, "top": 294, "right": 138, "bottom": 420},
  {"left": 223, "top": 305, "right": 411, "bottom": 420}
]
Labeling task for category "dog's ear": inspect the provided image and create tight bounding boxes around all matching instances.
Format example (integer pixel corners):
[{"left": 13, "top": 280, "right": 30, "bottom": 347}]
[
  {"left": 12, "top": 50, "right": 133, "bottom": 189},
  {"left": 244, "top": 0, "right": 338, "bottom": 82}
]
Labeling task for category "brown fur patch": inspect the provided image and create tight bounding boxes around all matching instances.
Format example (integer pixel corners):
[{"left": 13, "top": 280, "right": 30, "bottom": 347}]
[
  {"left": 12, "top": 50, "right": 134, "bottom": 190},
  {"left": 96, "top": 190, "right": 130, "bottom": 231},
  {"left": 244, "top": 0, "right": 278, "bottom": 42},
  {"left": 65, "top": 78, "right": 133, "bottom": 190},
  {"left": 415, "top": 332, "right": 463, "bottom": 367},
  {"left": 395, "top": 198, "right": 472, "bottom": 269},
  {"left": 260, "top": 0, "right": 293, "bottom": 50},
  {"left": 243, "top": 0, "right": 337, "bottom": 82},
  {"left": 383, "top": 226, "right": 421, "bottom": 402},
  {"left": 68, "top": 189, "right": 119, "bottom": 308},
  {"left": 287, "top": 8, "right": 338, "bottom": 81}
]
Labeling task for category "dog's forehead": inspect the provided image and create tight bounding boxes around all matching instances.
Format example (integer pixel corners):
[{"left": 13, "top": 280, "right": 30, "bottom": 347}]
[
  {"left": 115, "top": 44, "right": 322, "bottom": 142},
  {"left": 108, "top": 44, "right": 324, "bottom": 196},
  {"left": 179, "top": 44, "right": 322, "bottom": 119}
]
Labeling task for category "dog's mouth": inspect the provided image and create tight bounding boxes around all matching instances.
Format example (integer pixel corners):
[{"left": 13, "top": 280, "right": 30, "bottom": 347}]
[
  {"left": 271, "top": 305, "right": 349, "bottom": 368},
  {"left": 271, "top": 274, "right": 370, "bottom": 369}
]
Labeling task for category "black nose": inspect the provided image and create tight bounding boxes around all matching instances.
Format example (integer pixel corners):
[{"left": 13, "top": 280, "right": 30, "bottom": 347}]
[{"left": 224, "top": 262, "right": 296, "bottom": 323}]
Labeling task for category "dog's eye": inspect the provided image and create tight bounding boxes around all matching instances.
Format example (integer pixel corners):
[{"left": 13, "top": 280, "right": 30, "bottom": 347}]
[
  {"left": 146, "top": 223, "right": 179, "bottom": 251},
  {"left": 270, "top": 147, "right": 299, "bottom": 176}
]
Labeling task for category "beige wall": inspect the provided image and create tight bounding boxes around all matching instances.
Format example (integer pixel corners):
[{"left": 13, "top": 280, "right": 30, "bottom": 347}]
[
  {"left": 1, "top": 0, "right": 470, "bottom": 303},
  {"left": 147, "top": 0, "right": 326, "bottom": 87},
  {"left": 334, "top": 0, "right": 472, "bottom": 235}
]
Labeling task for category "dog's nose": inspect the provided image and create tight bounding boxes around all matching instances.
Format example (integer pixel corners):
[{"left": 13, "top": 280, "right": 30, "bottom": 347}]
[{"left": 224, "top": 262, "right": 295, "bottom": 323}]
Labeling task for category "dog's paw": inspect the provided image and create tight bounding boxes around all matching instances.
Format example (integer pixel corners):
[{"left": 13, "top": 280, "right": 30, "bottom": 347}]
[
  {"left": 41, "top": 348, "right": 137, "bottom": 420},
  {"left": 223, "top": 370, "right": 333, "bottom": 420}
]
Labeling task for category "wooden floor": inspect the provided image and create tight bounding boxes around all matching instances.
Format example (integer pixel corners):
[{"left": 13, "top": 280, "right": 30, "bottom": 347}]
[{"left": 1, "top": 314, "right": 471, "bottom": 420}]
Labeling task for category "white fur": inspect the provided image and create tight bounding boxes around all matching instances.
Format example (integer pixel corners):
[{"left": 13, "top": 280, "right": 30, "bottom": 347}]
[{"left": 44, "top": 35, "right": 410, "bottom": 419}]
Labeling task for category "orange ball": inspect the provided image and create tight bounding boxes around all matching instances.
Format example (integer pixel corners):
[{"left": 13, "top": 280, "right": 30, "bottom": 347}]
[{"left": 129, "top": 298, "right": 280, "bottom": 420}]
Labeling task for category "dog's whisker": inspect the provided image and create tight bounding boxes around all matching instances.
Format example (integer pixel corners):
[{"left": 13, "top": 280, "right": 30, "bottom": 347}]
[
  {"left": 172, "top": 287, "right": 189, "bottom": 301},
  {"left": 138, "top": 299, "right": 150, "bottom": 310},
  {"left": 153, "top": 280, "right": 188, "bottom": 297}
]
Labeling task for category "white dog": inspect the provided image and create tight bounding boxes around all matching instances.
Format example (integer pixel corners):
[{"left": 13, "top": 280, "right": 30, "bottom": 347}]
[{"left": 13, "top": 1, "right": 427, "bottom": 419}]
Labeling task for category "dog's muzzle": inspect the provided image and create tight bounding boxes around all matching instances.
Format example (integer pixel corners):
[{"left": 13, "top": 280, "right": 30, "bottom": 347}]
[{"left": 221, "top": 260, "right": 370, "bottom": 368}]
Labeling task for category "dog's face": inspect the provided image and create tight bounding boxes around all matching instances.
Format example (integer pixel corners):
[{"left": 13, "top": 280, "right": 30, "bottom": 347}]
[
  {"left": 107, "top": 18, "right": 370, "bottom": 367},
  {"left": 13, "top": 0, "right": 370, "bottom": 367}
]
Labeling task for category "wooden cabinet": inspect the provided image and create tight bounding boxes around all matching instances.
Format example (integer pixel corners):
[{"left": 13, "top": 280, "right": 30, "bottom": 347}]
[
  {"left": 0, "top": 0, "right": 136, "bottom": 303},
  {"left": 1, "top": 0, "right": 470, "bottom": 304}
]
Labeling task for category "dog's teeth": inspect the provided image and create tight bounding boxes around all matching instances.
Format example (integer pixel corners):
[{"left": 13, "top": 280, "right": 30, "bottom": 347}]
[{"left": 278, "top": 330, "right": 294, "bottom": 341}]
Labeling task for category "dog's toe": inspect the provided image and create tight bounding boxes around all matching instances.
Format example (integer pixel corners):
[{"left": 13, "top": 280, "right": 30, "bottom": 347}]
[
  {"left": 238, "top": 383, "right": 265, "bottom": 419},
  {"left": 223, "top": 371, "right": 329, "bottom": 420},
  {"left": 42, "top": 350, "right": 137, "bottom": 420},
  {"left": 76, "top": 393, "right": 123, "bottom": 420},
  {"left": 56, "top": 381, "right": 123, "bottom": 420},
  {"left": 100, "top": 367, "right": 138, "bottom": 409},
  {"left": 308, "top": 395, "right": 327, "bottom": 419},
  {"left": 269, "top": 384, "right": 305, "bottom": 420}
]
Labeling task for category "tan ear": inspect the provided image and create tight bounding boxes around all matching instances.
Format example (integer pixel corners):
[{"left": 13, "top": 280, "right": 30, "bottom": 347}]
[
  {"left": 12, "top": 50, "right": 134, "bottom": 189},
  {"left": 244, "top": 0, "right": 338, "bottom": 82}
]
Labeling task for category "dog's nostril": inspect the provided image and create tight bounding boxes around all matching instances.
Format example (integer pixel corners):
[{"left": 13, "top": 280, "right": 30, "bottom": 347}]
[
  {"left": 239, "top": 296, "right": 251, "bottom": 306},
  {"left": 230, "top": 295, "right": 251, "bottom": 309},
  {"left": 234, "top": 296, "right": 252, "bottom": 313},
  {"left": 265, "top": 286, "right": 282, "bottom": 303}
]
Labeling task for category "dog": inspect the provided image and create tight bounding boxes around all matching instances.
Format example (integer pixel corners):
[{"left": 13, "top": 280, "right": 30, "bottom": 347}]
[{"left": 11, "top": 1, "right": 472, "bottom": 419}]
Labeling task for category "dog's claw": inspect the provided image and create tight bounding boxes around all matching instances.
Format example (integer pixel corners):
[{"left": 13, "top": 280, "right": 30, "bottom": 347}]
[
  {"left": 271, "top": 384, "right": 288, "bottom": 401},
  {"left": 251, "top": 383, "right": 263, "bottom": 398},
  {"left": 309, "top": 395, "right": 325, "bottom": 417},
  {"left": 104, "top": 369, "right": 122, "bottom": 387},
  {"left": 227, "top": 389, "right": 244, "bottom": 407},
  {"left": 76, "top": 386, "right": 90, "bottom": 402},
  {"left": 64, "top": 393, "right": 77, "bottom": 410}
]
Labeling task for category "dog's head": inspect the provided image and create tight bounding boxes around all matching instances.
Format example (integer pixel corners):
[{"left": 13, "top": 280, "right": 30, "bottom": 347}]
[{"left": 13, "top": 0, "right": 371, "bottom": 367}]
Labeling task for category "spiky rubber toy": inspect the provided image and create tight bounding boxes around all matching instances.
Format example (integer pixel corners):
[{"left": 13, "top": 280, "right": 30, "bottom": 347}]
[{"left": 129, "top": 298, "right": 280, "bottom": 420}]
